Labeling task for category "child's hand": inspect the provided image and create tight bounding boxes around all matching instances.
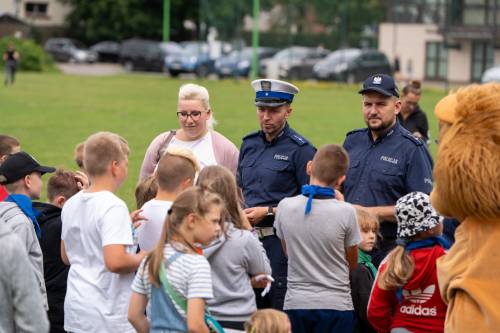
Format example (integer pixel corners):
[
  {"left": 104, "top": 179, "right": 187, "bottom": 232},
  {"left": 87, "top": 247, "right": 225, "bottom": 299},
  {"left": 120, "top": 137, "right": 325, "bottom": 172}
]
[
  {"left": 335, "top": 190, "right": 344, "bottom": 201},
  {"left": 251, "top": 274, "right": 274, "bottom": 296},
  {"left": 130, "top": 209, "right": 147, "bottom": 229},
  {"left": 75, "top": 171, "right": 89, "bottom": 190}
]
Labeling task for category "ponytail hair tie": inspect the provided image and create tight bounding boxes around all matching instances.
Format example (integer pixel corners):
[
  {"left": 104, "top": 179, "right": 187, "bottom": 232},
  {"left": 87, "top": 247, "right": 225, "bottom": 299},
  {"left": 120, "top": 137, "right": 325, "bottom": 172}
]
[{"left": 395, "top": 238, "right": 409, "bottom": 247}]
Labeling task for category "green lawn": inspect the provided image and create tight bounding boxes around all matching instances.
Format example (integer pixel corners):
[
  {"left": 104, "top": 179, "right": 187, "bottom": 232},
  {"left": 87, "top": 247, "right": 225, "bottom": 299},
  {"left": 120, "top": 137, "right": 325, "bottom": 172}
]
[{"left": 1, "top": 72, "right": 447, "bottom": 208}]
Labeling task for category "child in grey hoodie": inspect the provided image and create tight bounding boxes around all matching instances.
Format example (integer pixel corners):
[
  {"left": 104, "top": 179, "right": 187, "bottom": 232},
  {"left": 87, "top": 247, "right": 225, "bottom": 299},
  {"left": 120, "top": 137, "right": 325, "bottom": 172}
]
[
  {"left": 0, "top": 218, "right": 50, "bottom": 333},
  {"left": 198, "top": 166, "right": 272, "bottom": 332}
]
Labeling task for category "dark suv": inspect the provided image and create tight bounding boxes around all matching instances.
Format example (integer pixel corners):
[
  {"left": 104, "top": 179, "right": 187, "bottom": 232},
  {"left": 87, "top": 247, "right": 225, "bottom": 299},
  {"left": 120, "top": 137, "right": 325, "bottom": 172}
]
[
  {"left": 120, "top": 38, "right": 177, "bottom": 72},
  {"left": 313, "top": 48, "right": 392, "bottom": 83}
]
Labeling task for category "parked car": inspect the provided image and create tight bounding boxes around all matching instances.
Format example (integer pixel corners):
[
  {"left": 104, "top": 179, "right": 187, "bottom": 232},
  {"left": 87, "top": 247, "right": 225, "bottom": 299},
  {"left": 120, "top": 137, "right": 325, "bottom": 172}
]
[
  {"left": 120, "top": 38, "right": 168, "bottom": 72},
  {"left": 481, "top": 65, "right": 500, "bottom": 83},
  {"left": 44, "top": 38, "right": 98, "bottom": 63},
  {"left": 165, "top": 41, "right": 215, "bottom": 77},
  {"left": 214, "top": 47, "right": 278, "bottom": 77},
  {"left": 260, "top": 46, "right": 329, "bottom": 80},
  {"left": 313, "top": 48, "right": 392, "bottom": 83},
  {"left": 90, "top": 41, "right": 121, "bottom": 62}
]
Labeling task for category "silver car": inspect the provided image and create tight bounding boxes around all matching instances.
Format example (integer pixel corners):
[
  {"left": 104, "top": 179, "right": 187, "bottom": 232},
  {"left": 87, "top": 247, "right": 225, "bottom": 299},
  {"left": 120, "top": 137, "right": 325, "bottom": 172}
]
[{"left": 481, "top": 65, "right": 500, "bottom": 83}]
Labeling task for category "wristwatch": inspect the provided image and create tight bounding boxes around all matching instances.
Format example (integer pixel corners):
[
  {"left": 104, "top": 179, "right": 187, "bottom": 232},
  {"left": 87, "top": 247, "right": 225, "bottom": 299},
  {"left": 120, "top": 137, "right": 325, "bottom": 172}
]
[{"left": 267, "top": 206, "right": 274, "bottom": 216}]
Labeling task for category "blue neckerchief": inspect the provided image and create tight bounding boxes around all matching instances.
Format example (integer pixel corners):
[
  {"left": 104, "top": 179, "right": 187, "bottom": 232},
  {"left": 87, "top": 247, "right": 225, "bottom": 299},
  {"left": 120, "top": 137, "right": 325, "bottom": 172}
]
[
  {"left": 301, "top": 185, "right": 335, "bottom": 215},
  {"left": 5, "top": 194, "right": 41, "bottom": 238},
  {"left": 403, "top": 236, "right": 450, "bottom": 251},
  {"left": 395, "top": 236, "right": 450, "bottom": 303}
]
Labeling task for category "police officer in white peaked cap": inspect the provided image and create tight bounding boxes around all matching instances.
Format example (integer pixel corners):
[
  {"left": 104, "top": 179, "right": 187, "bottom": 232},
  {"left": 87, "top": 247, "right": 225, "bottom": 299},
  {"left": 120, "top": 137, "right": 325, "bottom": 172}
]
[{"left": 237, "top": 78, "right": 316, "bottom": 311}]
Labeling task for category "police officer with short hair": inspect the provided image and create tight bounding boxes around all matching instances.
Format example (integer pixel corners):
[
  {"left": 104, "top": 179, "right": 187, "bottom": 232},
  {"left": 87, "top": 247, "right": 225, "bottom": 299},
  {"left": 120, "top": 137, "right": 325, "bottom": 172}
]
[
  {"left": 237, "top": 79, "right": 316, "bottom": 310},
  {"left": 343, "top": 74, "right": 433, "bottom": 266}
]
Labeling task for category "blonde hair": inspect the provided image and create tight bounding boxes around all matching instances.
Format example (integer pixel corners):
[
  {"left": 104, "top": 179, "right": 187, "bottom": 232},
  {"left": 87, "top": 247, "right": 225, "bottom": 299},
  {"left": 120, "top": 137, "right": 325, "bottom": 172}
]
[
  {"left": 356, "top": 208, "right": 379, "bottom": 233},
  {"left": 178, "top": 83, "right": 211, "bottom": 110},
  {"left": 378, "top": 245, "right": 415, "bottom": 290},
  {"left": 156, "top": 147, "right": 199, "bottom": 192},
  {"left": 245, "top": 309, "right": 290, "bottom": 333},
  {"left": 83, "top": 132, "right": 129, "bottom": 177},
  {"left": 178, "top": 83, "right": 216, "bottom": 129},
  {"left": 431, "top": 83, "right": 500, "bottom": 221},
  {"left": 197, "top": 165, "right": 249, "bottom": 230},
  {"left": 164, "top": 146, "right": 200, "bottom": 172},
  {"left": 146, "top": 187, "right": 224, "bottom": 287}
]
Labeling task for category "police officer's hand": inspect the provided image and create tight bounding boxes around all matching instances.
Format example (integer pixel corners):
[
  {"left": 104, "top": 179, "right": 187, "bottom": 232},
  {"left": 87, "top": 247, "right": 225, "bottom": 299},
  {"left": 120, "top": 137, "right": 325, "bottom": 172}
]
[{"left": 244, "top": 206, "right": 268, "bottom": 225}]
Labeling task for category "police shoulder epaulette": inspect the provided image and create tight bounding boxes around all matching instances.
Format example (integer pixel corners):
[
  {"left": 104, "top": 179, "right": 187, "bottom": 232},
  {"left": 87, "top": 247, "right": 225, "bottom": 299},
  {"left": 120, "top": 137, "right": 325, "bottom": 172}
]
[
  {"left": 345, "top": 128, "right": 366, "bottom": 137},
  {"left": 242, "top": 131, "right": 260, "bottom": 141},
  {"left": 401, "top": 131, "right": 424, "bottom": 146},
  {"left": 288, "top": 133, "right": 309, "bottom": 146}
]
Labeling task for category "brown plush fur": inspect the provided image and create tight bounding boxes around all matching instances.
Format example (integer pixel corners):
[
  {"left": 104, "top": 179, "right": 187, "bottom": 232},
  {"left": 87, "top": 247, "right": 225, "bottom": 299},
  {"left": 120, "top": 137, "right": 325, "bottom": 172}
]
[{"left": 431, "top": 83, "right": 500, "bottom": 221}]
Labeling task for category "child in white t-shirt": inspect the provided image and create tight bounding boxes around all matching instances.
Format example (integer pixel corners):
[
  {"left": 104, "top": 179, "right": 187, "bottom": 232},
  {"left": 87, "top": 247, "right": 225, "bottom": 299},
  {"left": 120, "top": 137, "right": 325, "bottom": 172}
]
[
  {"left": 61, "top": 132, "right": 146, "bottom": 333},
  {"left": 137, "top": 147, "right": 199, "bottom": 252},
  {"left": 128, "top": 186, "right": 225, "bottom": 333}
]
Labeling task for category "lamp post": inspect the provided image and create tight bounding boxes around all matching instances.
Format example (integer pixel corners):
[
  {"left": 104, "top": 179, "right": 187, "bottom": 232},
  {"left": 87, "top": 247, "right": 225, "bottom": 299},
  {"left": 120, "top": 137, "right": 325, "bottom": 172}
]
[
  {"left": 250, "top": 0, "right": 259, "bottom": 80},
  {"left": 163, "top": 0, "right": 170, "bottom": 42}
]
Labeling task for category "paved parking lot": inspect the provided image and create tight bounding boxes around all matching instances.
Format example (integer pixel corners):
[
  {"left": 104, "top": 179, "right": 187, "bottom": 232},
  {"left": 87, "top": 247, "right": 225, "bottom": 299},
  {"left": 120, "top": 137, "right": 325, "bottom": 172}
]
[{"left": 57, "top": 63, "right": 125, "bottom": 76}]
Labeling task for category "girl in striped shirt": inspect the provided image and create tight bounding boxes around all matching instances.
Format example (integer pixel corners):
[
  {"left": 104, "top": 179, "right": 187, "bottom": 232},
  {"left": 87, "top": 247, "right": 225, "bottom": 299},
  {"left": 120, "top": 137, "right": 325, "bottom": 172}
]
[{"left": 128, "top": 187, "right": 225, "bottom": 333}]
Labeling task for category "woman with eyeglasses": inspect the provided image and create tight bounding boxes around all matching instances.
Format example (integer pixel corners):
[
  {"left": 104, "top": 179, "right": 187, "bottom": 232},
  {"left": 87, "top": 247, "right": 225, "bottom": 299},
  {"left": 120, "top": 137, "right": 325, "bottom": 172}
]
[{"left": 140, "top": 83, "right": 239, "bottom": 180}]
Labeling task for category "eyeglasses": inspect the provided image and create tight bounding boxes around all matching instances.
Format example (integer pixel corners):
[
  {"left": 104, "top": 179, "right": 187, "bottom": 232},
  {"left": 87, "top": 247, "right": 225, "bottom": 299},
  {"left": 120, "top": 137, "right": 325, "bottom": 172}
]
[{"left": 176, "top": 111, "right": 206, "bottom": 120}]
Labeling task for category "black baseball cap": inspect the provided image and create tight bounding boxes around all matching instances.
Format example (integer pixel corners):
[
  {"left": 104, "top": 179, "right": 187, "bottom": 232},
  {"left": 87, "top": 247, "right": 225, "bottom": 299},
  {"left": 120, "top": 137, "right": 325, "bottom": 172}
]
[
  {"left": 358, "top": 74, "right": 400, "bottom": 98},
  {"left": 0, "top": 151, "right": 55, "bottom": 185}
]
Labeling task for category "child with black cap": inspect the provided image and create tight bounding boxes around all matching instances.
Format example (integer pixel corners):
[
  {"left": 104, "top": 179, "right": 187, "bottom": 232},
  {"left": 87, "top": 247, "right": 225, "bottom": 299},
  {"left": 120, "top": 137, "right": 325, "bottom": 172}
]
[
  {"left": 0, "top": 151, "right": 56, "bottom": 311},
  {"left": 367, "top": 191, "right": 448, "bottom": 333}
]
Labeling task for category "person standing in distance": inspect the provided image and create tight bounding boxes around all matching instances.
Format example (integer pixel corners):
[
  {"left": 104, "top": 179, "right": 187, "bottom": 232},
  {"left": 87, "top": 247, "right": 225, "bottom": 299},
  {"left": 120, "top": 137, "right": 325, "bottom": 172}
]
[
  {"left": 342, "top": 74, "right": 433, "bottom": 267},
  {"left": 237, "top": 79, "right": 316, "bottom": 310}
]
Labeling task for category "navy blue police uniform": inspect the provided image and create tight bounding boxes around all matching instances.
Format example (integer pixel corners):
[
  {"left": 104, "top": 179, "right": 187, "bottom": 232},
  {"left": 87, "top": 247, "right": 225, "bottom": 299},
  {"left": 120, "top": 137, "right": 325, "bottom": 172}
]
[
  {"left": 237, "top": 79, "right": 316, "bottom": 310},
  {"left": 343, "top": 74, "right": 433, "bottom": 267}
]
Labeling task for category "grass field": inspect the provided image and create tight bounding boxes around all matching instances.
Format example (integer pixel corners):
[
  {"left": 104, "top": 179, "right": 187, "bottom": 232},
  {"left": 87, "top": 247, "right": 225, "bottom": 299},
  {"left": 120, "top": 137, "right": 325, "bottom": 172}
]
[{"left": 1, "top": 72, "right": 447, "bottom": 208}]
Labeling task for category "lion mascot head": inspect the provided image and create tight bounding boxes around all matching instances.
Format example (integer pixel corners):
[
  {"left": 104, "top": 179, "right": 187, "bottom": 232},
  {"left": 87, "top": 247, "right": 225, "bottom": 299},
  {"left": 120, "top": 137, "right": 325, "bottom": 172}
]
[{"left": 431, "top": 83, "right": 500, "bottom": 221}]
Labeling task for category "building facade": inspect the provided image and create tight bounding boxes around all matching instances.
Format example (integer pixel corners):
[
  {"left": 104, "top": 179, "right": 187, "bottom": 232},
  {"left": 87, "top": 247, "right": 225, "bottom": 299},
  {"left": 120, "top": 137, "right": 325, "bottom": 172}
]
[
  {"left": 379, "top": 0, "right": 500, "bottom": 83},
  {"left": 0, "top": 0, "right": 71, "bottom": 39}
]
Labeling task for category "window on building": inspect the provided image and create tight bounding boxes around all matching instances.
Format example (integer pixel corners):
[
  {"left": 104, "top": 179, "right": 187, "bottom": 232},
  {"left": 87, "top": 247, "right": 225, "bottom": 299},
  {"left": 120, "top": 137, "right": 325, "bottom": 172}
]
[
  {"left": 471, "top": 41, "right": 494, "bottom": 81},
  {"left": 387, "top": 0, "right": 446, "bottom": 24},
  {"left": 25, "top": 2, "right": 48, "bottom": 17},
  {"left": 425, "top": 42, "right": 448, "bottom": 80},
  {"left": 450, "top": 0, "right": 500, "bottom": 26}
]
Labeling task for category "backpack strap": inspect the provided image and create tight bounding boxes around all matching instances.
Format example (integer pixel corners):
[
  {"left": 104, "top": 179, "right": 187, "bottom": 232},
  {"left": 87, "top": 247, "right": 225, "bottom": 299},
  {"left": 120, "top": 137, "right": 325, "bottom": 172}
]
[
  {"left": 157, "top": 130, "right": 177, "bottom": 162},
  {"left": 159, "top": 251, "right": 187, "bottom": 312}
]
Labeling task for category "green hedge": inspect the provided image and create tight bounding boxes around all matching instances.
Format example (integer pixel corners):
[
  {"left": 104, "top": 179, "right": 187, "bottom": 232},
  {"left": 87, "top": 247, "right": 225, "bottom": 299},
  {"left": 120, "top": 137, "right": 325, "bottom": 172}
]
[{"left": 0, "top": 37, "right": 57, "bottom": 72}]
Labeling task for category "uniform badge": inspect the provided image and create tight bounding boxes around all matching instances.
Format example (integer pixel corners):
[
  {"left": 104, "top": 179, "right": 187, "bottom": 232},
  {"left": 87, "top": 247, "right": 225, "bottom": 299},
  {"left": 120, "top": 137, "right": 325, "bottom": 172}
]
[
  {"left": 261, "top": 80, "right": 272, "bottom": 91},
  {"left": 373, "top": 76, "right": 382, "bottom": 85},
  {"left": 274, "top": 154, "right": 289, "bottom": 161}
]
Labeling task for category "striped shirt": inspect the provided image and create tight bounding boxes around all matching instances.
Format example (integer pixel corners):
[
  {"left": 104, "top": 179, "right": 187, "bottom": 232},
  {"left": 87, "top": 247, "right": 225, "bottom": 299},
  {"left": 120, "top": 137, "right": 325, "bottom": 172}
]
[{"left": 131, "top": 243, "right": 213, "bottom": 318}]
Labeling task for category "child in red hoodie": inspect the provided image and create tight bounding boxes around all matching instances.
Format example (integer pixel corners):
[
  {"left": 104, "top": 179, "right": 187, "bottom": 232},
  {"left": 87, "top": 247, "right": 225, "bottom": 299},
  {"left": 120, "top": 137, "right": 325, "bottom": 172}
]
[
  {"left": 367, "top": 191, "right": 448, "bottom": 333},
  {"left": 0, "top": 135, "right": 21, "bottom": 201}
]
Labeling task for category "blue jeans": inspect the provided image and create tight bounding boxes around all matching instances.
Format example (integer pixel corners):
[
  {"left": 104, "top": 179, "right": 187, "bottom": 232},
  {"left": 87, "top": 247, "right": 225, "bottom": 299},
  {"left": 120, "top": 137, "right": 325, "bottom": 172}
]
[{"left": 286, "top": 309, "right": 354, "bottom": 333}]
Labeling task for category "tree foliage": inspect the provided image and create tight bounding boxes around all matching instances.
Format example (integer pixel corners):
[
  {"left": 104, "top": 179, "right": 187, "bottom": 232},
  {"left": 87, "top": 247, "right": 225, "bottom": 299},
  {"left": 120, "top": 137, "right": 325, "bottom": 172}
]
[{"left": 59, "top": 0, "right": 383, "bottom": 47}]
